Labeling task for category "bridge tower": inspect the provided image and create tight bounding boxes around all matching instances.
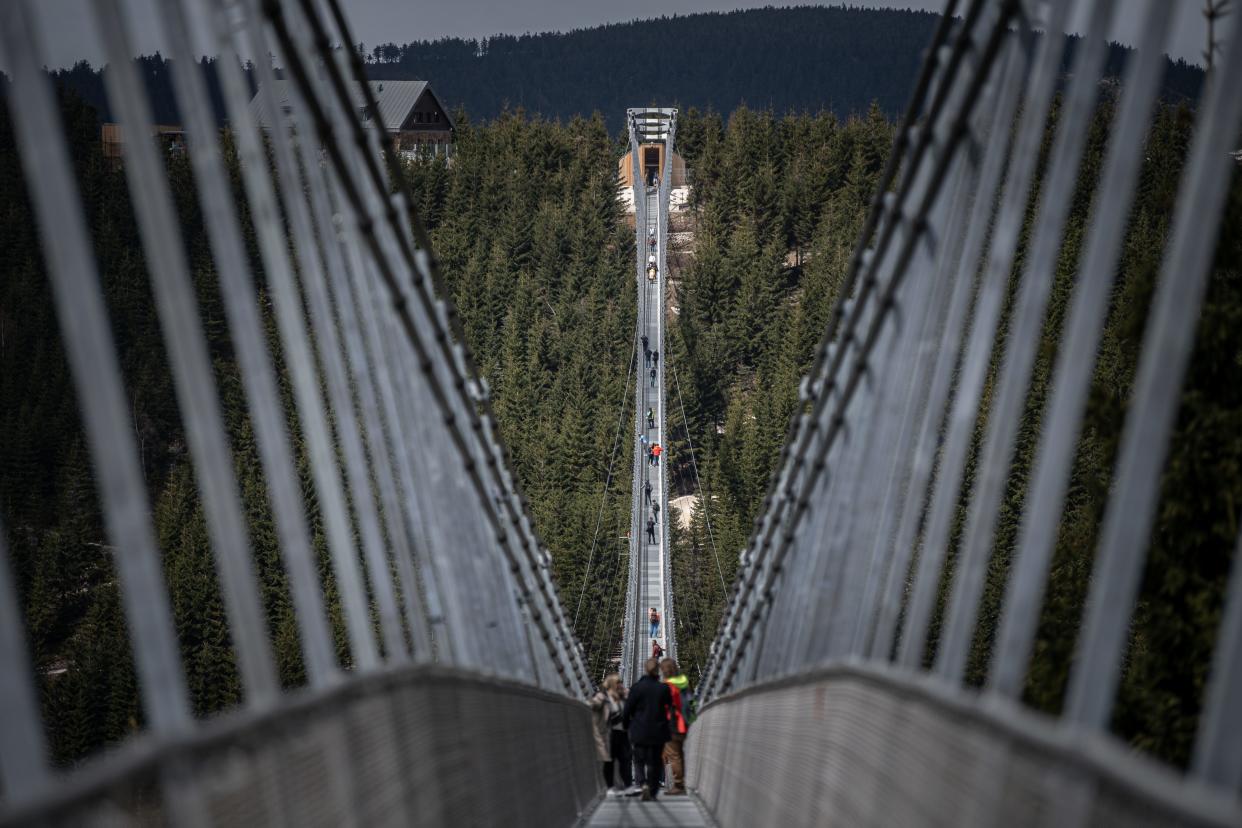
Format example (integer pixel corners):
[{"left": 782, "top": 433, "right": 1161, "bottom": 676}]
[{"left": 623, "top": 108, "right": 678, "bottom": 684}]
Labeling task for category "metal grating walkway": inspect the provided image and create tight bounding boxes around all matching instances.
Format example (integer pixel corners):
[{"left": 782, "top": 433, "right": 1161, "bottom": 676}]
[
  {"left": 623, "top": 107, "right": 678, "bottom": 683},
  {"left": 585, "top": 795, "right": 711, "bottom": 827}
]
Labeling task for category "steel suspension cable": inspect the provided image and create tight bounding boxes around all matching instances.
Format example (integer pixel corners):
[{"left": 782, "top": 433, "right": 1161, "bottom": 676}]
[
  {"left": 585, "top": 512, "right": 628, "bottom": 677},
  {"left": 573, "top": 322, "right": 640, "bottom": 630},
  {"left": 309, "top": 0, "right": 592, "bottom": 693},
  {"left": 671, "top": 364, "right": 728, "bottom": 596}
]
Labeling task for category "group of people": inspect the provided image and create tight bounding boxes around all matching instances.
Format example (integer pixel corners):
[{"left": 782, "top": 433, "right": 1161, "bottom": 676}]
[
  {"left": 590, "top": 657, "right": 692, "bottom": 802},
  {"left": 638, "top": 435, "right": 663, "bottom": 467}
]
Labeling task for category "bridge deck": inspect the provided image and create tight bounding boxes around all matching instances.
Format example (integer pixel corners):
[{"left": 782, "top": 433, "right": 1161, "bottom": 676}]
[
  {"left": 640, "top": 184, "right": 668, "bottom": 666},
  {"left": 585, "top": 795, "right": 710, "bottom": 827}
]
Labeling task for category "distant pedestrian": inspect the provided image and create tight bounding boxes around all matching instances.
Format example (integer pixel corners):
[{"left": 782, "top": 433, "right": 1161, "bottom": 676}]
[
  {"left": 647, "top": 408, "right": 655, "bottom": 430},
  {"left": 650, "top": 367, "right": 657, "bottom": 387},
  {"left": 641, "top": 334, "right": 649, "bottom": 356},
  {"left": 623, "top": 658, "right": 672, "bottom": 802},
  {"left": 652, "top": 444, "right": 663, "bottom": 466},
  {"left": 644, "top": 480, "right": 652, "bottom": 502},
  {"left": 652, "top": 350, "right": 659, "bottom": 369},
  {"left": 649, "top": 607, "right": 660, "bottom": 639},
  {"left": 646, "top": 517, "right": 656, "bottom": 543},
  {"left": 653, "top": 503, "right": 660, "bottom": 523}
]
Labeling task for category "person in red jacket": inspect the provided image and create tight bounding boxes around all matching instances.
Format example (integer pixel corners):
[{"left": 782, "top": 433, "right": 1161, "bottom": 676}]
[
  {"left": 651, "top": 443, "right": 663, "bottom": 466},
  {"left": 660, "top": 658, "right": 690, "bottom": 795}
]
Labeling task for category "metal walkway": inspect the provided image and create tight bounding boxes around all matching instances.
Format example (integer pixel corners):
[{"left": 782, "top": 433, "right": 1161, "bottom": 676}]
[
  {"left": 622, "top": 108, "right": 678, "bottom": 683},
  {"left": 585, "top": 795, "right": 711, "bottom": 827}
]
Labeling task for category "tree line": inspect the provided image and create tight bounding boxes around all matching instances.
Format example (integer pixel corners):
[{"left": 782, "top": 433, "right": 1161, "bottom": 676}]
[{"left": 2, "top": 6, "right": 1205, "bottom": 134}]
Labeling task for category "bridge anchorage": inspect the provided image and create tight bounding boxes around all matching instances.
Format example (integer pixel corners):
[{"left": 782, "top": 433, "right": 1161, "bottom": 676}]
[{"left": 2, "top": 0, "right": 1242, "bottom": 826}]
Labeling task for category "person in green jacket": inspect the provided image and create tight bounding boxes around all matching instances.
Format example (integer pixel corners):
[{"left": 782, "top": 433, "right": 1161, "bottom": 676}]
[{"left": 660, "top": 659, "right": 692, "bottom": 795}]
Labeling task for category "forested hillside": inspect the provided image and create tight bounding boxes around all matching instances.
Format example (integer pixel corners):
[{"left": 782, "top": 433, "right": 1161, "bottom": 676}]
[
  {"left": 7, "top": 7, "right": 1204, "bottom": 131},
  {"left": 401, "top": 112, "right": 639, "bottom": 676},
  {"left": 2, "top": 89, "right": 287, "bottom": 761},
  {"left": 0, "top": 93, "right": 635, "bottom": 762},
  {"left": 661, "top": 105, "right": 896, "bottom": 679},
  {"left": 664, "top": 96, "right": 1242, "bottom": 767},
  {"left": 363, "top": 7, "right": 1204, "bottom": 126}
]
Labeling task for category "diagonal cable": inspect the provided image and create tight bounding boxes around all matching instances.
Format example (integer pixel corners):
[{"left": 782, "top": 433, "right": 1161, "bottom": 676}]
[
  {"left": 672, "top": 364, "right": 728, "bottom": 595},
  {"left": 573, "top": 322, "right": 640, "bottom": 630}
]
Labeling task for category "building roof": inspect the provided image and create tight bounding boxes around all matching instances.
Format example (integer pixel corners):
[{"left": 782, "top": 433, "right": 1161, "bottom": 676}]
[{"left": 248, "top": 79, "right": 453, "bottom": 133}]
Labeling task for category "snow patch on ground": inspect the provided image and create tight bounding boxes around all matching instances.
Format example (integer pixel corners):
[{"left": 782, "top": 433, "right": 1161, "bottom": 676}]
[
  {"left": 616, "top": 185, "right": 691, "bottom": 214},
  {"left": 669, "top": 494, "right": 699, "bottom": 530}
]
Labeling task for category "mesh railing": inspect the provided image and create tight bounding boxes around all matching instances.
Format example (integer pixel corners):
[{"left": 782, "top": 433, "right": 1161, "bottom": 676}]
[
  {"left": 695, "top": 0, "right": 1242, "bottom": 821},
  {"left": 0, "top": 0, "right": 593, "bottom": 820}
]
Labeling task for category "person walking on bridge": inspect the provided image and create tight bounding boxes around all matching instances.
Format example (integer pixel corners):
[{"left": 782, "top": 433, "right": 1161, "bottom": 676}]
[
  {"left": 623, "top": 658, "right": 672, "bottom": 802},
  {"left": 660, "top": 658, "right": 691, "bottom": 795},
  {"left": 651, "top": 350, "right": 659, "bottom": 369},
  {"left": 650, "top": 366, "right": 657, "bottom": 387},
  {"left": 644, "top": 480, "right": 652, "bottom": 502},
  {"left": 652, "top": 443, "right": 663, "bottom": 467},
  {"left": 590, "top": 674, "right": 632, "bottom": 796},
  {"left": 647, "top": 407, "right": 655, "bottom": 430},
  {"left": 652, "top": 503, "right": 660, "bottom": 524},
  {"left": 649, "top": 607, "right": 660, "bottom": 639},
  {"left": 642, "top": 335, "right": 649, "bottom": 364},
  {"left": 646, "top": 517, "right": 656, "bottom": 544}
]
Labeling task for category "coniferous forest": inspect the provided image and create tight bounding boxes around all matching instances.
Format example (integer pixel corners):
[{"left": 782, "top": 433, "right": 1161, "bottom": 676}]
[
  {"left": 1, "top": 10, "right": 1240, "bottom": 782},
  {"left": 13, "top": 7, "right": 1204, "bottom": 133}
]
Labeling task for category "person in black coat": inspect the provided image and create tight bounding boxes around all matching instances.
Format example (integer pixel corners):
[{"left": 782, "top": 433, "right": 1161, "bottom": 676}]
[{"left": 623, "top": 658, "right": 673, "bottom": 801}]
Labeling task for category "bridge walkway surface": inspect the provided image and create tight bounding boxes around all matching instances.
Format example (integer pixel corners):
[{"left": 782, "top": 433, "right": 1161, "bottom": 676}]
[
  {"left": 583, "top": 793, "right": 712, "bottom": 827},
  {"left": 639, "top": 184, "right": 668, "bottom": 663}
]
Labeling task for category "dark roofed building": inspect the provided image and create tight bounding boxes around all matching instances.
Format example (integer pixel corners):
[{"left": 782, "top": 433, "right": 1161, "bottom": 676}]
[{"left": 249, "top": 79, "right": 454, "bottom": 159}]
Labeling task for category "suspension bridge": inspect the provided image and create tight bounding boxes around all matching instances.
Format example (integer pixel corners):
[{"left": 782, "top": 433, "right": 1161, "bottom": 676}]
[{"left": 2, "top": 0, "right": 1241, "bottom": 825}]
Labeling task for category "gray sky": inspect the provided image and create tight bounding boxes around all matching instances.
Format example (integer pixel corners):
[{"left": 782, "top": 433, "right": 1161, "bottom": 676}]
[{"left": 23, "top": 0, "right": 1212, "bottom": 71}]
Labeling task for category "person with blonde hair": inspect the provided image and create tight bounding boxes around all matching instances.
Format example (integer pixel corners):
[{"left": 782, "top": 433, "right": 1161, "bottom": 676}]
[{"left": 590, "top": 674, "right": 632, "bottom": 795}]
